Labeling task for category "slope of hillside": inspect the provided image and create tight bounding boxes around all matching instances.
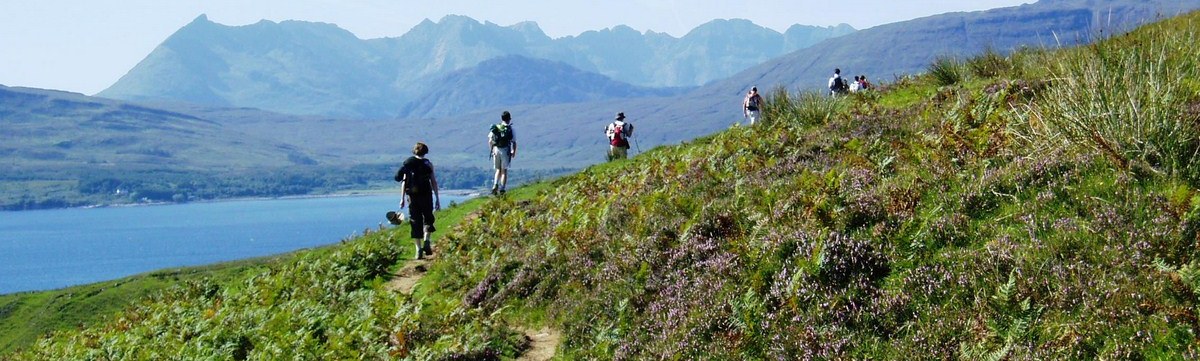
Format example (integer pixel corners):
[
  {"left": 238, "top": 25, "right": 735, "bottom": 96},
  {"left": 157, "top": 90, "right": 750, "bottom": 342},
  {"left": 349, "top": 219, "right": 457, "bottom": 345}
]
[
  {"left": 98, "top": 15, "right": 398, "bottom": 118},
  {"left": 700, "top": 0, "right": 1200, "bottom": 98},
  {"left": 9, "top": 11, "right": 1200, "bottom": 359},
  {"left": 0, "top": 85, "right": 333, "bottom": 209},
  {"left": 397, "top": 55, "right": 689, "bottom": 119},
  {"left": 1, "top": 85, "right": 315, "bottom": 170}
]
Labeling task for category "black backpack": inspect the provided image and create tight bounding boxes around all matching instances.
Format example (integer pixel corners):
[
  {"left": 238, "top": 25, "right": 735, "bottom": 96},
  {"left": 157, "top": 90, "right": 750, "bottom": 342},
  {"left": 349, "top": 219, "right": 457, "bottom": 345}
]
[
  {"left": 832, "top": 77, "right": 846, "bottom": 92},
  {"left": 747, "top": 94, "right": 761, "bottom": 111},
  {"left": 395, "top": 157, "right": 433, "bottom": 195},
  {"left": 490, "top": 123, "right": 513, "bottom": 148}
]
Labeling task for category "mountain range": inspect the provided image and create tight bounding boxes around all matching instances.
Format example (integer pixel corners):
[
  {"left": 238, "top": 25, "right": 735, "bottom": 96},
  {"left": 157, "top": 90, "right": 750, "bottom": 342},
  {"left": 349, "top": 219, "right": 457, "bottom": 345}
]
[
  {"left": 367, "top": 0, "right": 1200, "bottom": 171},
  {"left": 397, "top": 55, "right": 690, "bottom": 119},
  {"left": 97, "top": 15, "right": 854, "bottom": 118},
  {"left": 8, "top": 0, "right": 1200, "bottom": 209}
]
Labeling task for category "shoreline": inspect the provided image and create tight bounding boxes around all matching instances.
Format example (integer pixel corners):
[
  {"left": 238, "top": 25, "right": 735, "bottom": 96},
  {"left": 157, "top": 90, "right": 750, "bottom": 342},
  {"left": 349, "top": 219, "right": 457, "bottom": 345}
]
[{"left": 6, "top": 188, "right": 485, "bottom": 212}]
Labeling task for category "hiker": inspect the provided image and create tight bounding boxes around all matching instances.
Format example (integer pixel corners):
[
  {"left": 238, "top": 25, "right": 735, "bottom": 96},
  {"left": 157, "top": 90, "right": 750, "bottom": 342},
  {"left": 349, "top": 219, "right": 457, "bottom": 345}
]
[
  {"left": 849, "top": 76, "right": 862, "bottom": 92},
  {"left": 828, "top": 68, "right": 848, "bottom": 96},
  {"left": 488, "top": 110, "right": 516, "bottom": 195},
  {"left": 605, "top": 112, "right": 634, "bottom": 160},
  {"left": 743, "top": 86, "right": 764, "bottom": 125},
  {"left": 859, "top": 75, "right": 872, "bottom": 91},
  {"left": 395, "top": 142, "right": 440, "bottom": 260}
]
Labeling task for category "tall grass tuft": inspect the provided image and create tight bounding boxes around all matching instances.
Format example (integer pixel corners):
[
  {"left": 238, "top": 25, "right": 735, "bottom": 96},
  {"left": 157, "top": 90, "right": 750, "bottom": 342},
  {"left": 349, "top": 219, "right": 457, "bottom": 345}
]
[
  {"left": 763, "top": 87, "right": 840, "bottom": 127},
  {"left": 929, "top": 56, "right": 966, "bottom": 86},
  {"left": 1027, "top": 19, "right": 1200, "bottom": 181},
  {"left": 966, "top": 47, "right": 1010, "bottom": 79}
]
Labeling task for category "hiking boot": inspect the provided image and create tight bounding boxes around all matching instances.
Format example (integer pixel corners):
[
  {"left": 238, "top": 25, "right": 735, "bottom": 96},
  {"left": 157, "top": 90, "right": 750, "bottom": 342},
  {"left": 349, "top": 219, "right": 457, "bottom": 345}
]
[
  {"left": 423, "top": 240, "right": 434, "bottom": 256},
  {"left": 491, "top": 186, "right": 499, "bottom": 196},
  {"left": 499, "top": 188, "right": 507, "bottom": 195}
]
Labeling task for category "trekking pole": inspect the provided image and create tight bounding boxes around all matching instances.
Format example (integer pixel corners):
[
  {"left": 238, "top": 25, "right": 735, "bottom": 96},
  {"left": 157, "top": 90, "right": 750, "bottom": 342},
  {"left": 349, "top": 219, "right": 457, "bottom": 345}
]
[{"left": 634, "top": 136, "right": 641, "bottom": 154}]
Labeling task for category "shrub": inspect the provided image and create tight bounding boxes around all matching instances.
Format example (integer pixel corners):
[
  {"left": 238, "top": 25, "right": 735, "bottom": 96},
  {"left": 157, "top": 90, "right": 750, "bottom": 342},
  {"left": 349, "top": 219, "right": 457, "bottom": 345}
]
[
  {"left": 929, "top": 56, "right": 966, "bottom": 86},
  {"left": 967, "top": 47, "right": 1010, "bottom": 79},
  {"left": 817, "top": 232, "right": 890, "bottom": 288}
]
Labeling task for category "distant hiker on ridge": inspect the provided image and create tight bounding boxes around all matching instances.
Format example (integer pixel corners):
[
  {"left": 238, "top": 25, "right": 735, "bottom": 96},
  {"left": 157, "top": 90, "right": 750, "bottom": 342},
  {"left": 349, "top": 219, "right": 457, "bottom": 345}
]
[
  {"left": 395, "top": 142, "right": 440, "bottom": 260},
  {"left": 605, "top": 112, "right": 634, "bottom": 161},
  {"left": 488, "top": 111, "right": 516, "bottom": 195},
  {"left": 829, "top": 68, "right": 849, "bottom": 96},
  {"left": 849, "top": 76, "right": 862, "bottom": 93},
  {"left": 743, "top": 86, "right": 764, "bottom": 125},
  {"left": 859, "top": 75, "right": 872, "bottom": 91}
]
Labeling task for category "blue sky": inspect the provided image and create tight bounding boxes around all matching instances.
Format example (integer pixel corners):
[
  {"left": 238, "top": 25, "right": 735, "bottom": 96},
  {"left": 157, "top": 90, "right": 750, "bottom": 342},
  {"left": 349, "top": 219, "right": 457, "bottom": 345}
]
[{"left": 0, "top": 0, "right": 1030, "bottom": 95}]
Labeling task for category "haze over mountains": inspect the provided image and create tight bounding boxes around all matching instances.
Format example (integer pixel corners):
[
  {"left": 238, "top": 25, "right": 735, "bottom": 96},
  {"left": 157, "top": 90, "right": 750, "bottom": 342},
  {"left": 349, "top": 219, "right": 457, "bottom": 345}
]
[
  {"left": 380, "top": 0, "right": 1200, "bottom": 171},
  {"left": 702, "top": 0, "right": 1200, "bottom": 99},
  {"left": 6, "top": 0, "right": 1200, "bottom": 209},
  {"left": 98, "top": 15, "right": 854, "bottom": 118},
  {"left": 397, "top": 55, "right": 689, "bottom": 119},
  {"left": 1, "top": 85, "right": 313, "bottom": 171}
]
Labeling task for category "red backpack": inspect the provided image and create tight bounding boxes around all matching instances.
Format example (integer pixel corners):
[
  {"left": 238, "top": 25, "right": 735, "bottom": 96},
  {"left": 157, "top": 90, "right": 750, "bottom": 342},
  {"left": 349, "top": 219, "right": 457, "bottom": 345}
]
[{"left": 610, "top": 122, "right": 629, "bottom": 147}]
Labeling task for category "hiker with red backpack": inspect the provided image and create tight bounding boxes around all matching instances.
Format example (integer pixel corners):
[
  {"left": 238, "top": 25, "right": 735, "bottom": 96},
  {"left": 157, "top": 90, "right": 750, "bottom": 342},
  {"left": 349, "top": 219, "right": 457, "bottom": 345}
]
[
  {"left": 488, "top": 111, "right": 516, "bottom": 195},
  {"left": 605, "top": 112, "right": 634, "bottom": 161},
  {"left": 395, "top": 142, "right": 440, "bottom": 259}
]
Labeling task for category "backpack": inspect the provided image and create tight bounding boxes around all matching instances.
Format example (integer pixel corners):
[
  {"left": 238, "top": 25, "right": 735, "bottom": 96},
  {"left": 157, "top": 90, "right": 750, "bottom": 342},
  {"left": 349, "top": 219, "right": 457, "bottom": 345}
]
[
  {"left": 831, "top": 76, "right": 846, "bottom": 92},
  {"left": 490, "top": 123, "right": 513, "bottom": 148},
  {"left": 747, "top": 94, "right": 761, "bottom": 111},
  {"left": 609, "top": 122, "right": 629, "bottom": 148},
  {"left": 395, "top": 157, "right": 433, "bottom": 195}
]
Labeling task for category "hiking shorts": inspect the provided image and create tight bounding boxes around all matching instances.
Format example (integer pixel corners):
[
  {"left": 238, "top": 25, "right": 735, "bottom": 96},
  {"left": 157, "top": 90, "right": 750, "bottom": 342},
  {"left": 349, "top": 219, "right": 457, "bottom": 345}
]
[
  {"left": 493, "top": 146, "right": 512, "bottom": 170},
  {"left": 747, "top": 109, "right": 761, "bottom": 125},
  {"left": 407, "top": 192, "right": 436, "bottom": 239},
  {"left": 609, "top": 145, "right": 628, "bottom": 160}
]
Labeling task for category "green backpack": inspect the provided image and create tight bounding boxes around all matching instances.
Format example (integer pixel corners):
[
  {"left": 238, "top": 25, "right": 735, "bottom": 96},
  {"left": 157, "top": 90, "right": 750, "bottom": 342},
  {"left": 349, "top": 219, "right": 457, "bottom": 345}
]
[{"left": 491, "top": 123, "right": 513, "bottom": 148}]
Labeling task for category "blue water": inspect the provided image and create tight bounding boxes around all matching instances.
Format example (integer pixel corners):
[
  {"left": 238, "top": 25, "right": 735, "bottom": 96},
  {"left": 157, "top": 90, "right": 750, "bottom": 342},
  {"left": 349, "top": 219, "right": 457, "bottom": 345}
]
[{"left": 0, "top": 194, "right": 468, "bottom": 295}]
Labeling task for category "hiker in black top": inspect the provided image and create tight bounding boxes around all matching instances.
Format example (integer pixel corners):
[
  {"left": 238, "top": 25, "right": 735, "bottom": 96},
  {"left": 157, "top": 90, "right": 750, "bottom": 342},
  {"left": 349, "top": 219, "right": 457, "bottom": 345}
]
[
  {"left": 829, "top": 68, "right": 849, "bottom": 96},
  {"left": 605, "top": 112, "right": 634, "bottom": 161},
  {"left": 488, "top": 111, "right": 516, "bottom": 195},
  {"left": 395, "top": 142, "right": 440, "bottom": 259},
  {"left": 743, "top": 86, "right": 764, "bottom": 125}
]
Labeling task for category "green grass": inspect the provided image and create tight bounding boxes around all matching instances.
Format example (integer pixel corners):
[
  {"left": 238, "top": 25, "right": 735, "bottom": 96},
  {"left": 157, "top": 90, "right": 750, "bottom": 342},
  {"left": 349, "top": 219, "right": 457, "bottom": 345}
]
[
  {"left": 0, "top": 185, "right": 543, "bottom": 357},
  {"left": 8, "top": 11, "right": 1200, "bottom": 360},
  {"left": 0, "top": 258, "right": 280, "bottom": 354}
]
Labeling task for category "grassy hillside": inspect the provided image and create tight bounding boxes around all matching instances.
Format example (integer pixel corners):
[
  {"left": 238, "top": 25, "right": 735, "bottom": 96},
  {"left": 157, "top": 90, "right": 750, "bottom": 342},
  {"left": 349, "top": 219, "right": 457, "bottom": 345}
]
[
  {"left": 0, "top": 257, "right": 287, "bottom": 354},
  {"left": 7, "top": 11, "right": 1200, "bottom": 360}
]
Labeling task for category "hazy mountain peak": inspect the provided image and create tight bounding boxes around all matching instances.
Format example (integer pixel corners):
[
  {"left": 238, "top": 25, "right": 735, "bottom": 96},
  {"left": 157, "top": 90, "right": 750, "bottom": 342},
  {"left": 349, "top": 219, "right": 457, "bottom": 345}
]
[
  {"left": 508, "top": 21, "right": 548, "bottom": 37},
  {"left": 437, "top": 14, "right": 482, "bottom": 27},
  {"left": 177, "top": 13, "right": 220, "bottom": 33},
  {"left": 686, "top": 18, "right": 780, "bottom": 37},
  {"left": 784, "top": 23, "right": 855, "bottom": 33}
]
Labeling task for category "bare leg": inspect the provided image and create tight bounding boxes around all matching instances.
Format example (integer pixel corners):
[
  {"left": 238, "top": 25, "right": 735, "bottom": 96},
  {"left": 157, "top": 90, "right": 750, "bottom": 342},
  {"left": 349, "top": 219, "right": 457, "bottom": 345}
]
[
  {"left": 492, "top": 169, "right": 502, "bottom": 194},
  {"left": 499, "top": 170, "right": 508, "bottom": 193},
  {"left": 423, "top": 225, "right": 434, "bottom": 255}
]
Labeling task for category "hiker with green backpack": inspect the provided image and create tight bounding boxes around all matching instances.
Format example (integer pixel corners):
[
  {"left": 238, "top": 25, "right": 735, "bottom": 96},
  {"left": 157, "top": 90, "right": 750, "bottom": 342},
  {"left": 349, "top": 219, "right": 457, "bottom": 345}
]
[
  {"left": 488, "top": 111, "right": 517, "bottom": 195},
  {"left": 395, "top": 142, "right": 440, "bottom": 259}
]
